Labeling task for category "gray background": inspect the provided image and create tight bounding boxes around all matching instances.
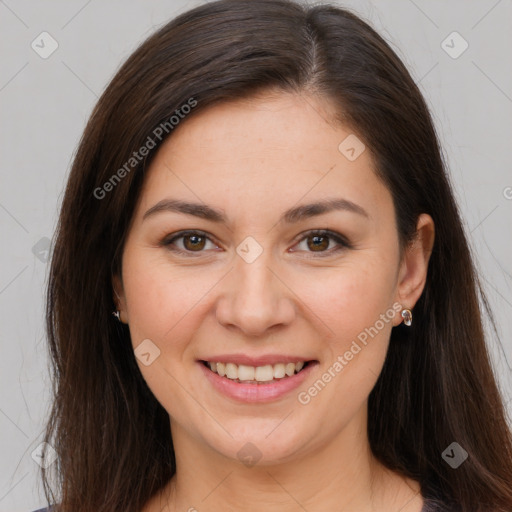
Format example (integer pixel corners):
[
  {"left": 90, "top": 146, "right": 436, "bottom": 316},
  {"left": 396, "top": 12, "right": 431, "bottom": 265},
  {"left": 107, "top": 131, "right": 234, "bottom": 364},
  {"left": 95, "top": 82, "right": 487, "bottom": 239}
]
[{"left": 1, "top": 1, "right": 511, "bottom": 511}]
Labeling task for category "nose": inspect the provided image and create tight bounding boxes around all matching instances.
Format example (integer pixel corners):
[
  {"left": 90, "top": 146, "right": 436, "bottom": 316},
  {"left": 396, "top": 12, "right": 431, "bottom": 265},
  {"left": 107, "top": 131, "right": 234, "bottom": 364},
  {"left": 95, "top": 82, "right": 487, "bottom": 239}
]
[{"left": 215, "top": 249, "right": 296, "bottom": 338}]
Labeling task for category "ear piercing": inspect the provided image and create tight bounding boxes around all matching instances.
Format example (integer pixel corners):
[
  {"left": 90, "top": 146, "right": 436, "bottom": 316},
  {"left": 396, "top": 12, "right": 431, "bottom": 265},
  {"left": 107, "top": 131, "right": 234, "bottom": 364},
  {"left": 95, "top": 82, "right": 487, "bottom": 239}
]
[
  {"left": 112, "top": 308, "right": 412, "bottom": 326},
  {"left": 401, "top": 308, "right": 412, "bottom": 326}
]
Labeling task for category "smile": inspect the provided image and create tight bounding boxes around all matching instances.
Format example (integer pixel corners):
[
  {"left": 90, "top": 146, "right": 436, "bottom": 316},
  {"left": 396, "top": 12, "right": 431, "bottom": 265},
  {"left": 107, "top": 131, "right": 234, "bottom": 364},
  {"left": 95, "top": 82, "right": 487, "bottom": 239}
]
[
  {"left": 202, "top": 360, "right": 308, "bottom": 384},
  {"left": 198, "top": 359, "right": 318, "bottom": 403}
]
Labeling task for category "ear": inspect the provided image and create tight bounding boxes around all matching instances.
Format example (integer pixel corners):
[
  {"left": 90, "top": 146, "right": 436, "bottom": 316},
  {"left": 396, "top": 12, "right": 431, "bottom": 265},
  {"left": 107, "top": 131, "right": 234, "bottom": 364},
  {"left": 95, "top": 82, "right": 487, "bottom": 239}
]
[
  {"left": 392, "top": 213, "right": 435, "bottom": 326},
  {"left": 112, "top": 273, "right": 128, "bottom": 324}
]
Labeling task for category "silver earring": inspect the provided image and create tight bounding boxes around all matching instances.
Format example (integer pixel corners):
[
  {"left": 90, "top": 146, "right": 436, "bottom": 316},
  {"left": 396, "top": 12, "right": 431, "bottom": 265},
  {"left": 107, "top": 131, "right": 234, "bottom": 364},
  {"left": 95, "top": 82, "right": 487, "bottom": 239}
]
[
  {"left": 112, "top": 310, "right": 121, "bottom": 321},
  {"left": 401, "top": 308, "right": 412, "bottom": 326}
]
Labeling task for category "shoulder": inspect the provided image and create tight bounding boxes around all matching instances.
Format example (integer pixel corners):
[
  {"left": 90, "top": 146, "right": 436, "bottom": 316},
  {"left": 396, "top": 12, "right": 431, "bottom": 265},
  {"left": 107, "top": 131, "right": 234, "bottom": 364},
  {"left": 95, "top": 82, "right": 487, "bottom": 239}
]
[{"left": 31, "top": 507, "right": 53, "bottom": 512}]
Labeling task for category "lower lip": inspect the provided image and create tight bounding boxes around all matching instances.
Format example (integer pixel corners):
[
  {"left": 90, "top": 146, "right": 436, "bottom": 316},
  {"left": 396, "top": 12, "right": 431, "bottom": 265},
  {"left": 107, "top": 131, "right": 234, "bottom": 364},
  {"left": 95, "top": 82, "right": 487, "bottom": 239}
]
[{"left": 198, "top": 361, "right": 318, "bottom": 403}]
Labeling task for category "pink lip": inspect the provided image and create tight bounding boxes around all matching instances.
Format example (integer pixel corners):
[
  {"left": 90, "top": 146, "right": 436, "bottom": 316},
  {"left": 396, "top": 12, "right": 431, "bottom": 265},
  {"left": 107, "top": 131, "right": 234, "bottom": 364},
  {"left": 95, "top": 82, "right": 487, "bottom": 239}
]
[
  {"left": 198, "top": 360, "right": 318, "bottom": 403},
  {"left": 199, "top": 354, "right": 312, "bottom": 366}
]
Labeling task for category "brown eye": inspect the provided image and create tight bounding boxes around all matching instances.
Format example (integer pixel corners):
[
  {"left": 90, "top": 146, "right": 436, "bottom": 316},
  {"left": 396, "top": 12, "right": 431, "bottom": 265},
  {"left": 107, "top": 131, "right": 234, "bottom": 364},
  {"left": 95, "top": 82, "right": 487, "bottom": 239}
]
[
  {"left": 163, "top": 230, "right": 217, "bottom": 255},
  {"left": 293, "top": 230, "right": 351, "bottom": 256},
  {"left": 306, "top": 234, "right": 330, "bottom": 252},
  {"left": 182, "top": 233, "right": 206, "bottom": 251},
  {"left": 163, "top": 229, "right": 350, "bottom": 258}
]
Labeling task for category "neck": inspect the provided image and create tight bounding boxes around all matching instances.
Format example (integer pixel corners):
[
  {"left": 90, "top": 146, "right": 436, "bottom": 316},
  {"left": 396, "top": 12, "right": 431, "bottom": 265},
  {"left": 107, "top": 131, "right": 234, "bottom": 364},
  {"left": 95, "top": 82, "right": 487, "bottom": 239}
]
[{"left": 148, "top": 406, "right": 421, "bottom": 512}]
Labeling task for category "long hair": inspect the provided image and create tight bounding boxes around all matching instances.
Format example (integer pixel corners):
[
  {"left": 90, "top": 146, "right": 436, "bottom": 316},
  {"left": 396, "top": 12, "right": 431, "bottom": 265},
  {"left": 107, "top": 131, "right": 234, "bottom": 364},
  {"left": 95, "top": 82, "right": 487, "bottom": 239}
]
[{"left": 41, "top": 1, "right": 512, "bottom": 511}]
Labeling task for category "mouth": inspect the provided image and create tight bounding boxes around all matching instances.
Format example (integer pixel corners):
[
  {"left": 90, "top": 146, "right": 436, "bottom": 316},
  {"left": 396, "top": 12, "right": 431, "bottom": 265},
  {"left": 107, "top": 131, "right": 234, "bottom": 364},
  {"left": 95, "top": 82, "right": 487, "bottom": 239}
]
[
  {"left": 197, "top": 353, "right": 319, "bottom": 402},
  {"left": 201, "top": 360, "right": 313, "bottom": 384}
]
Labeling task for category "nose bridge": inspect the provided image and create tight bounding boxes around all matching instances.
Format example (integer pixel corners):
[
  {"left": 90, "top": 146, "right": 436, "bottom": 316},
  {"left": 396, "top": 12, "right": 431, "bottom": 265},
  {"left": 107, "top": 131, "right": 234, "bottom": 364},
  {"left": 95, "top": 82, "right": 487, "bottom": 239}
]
[
  {"left": 236, "top": 247, "right": 274, "bottom": 299},
  {"left": 215, "top": 238, "right": 295, "bottom": 335}
]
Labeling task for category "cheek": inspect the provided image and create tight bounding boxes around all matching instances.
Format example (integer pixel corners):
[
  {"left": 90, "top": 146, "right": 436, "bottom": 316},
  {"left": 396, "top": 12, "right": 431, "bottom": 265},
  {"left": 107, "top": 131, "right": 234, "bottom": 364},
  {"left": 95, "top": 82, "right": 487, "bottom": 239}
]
[
  {"left": 295, "top": 264, "right": 396, "bottom": 420},
  {"left": 123, "top": 253, "right": 203, "bottom": 335},
  {"left": 122, "top": 254, "right": 228, "bottom": 378},
  {"left": 121, "top": 257, "right": 209, "bottom": 417},
  {"left": 303, "top": 257, "right": 397, "bottom": 345},
  {"left": 298, "top": 257, "right": 398, "bottom": 409}
]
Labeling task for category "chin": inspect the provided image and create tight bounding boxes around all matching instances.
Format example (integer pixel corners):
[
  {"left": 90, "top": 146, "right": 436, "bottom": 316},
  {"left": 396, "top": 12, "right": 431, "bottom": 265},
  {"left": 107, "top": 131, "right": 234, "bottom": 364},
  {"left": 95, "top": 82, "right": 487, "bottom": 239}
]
[{"left": 199, "top": 417, "right": 318, "bottom": 466}]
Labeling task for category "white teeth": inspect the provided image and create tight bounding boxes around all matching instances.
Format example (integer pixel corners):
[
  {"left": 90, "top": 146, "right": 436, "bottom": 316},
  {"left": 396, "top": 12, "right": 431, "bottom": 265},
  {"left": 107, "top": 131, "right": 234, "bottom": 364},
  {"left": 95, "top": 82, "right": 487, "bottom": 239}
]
[
  {"left": 238, "top": 364, "right": 255, "bottom": 381},
  {"left": 285, "top": 363, "right": 296, "bottom": 377},
  {"left": 225, "top": 363, "right": 238, "bottom": 379},
  {"left": 216, "top": 362, "right": 226, "bottom": 377},
  {"left": 205, "top": 360, "right": 308, "bottom": 382},
  {"left": 255, "top": 365, "right": 274, "bottom": 382},
  {"left": 273, "top": 363, "right": 285, "bottom": 379}
]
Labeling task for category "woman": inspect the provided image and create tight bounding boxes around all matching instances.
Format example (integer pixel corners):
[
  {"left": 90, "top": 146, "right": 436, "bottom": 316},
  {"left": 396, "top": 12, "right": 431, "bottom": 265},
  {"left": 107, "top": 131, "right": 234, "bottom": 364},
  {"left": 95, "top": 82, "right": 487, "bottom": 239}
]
[{"left": 35, "top": 0, "right": 512, "bottom": 511}]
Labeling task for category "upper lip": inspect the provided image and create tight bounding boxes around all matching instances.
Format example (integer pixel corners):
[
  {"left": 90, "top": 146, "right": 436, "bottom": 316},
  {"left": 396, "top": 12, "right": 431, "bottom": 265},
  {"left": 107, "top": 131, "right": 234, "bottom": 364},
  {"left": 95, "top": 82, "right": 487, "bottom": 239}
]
[{"left": 199, "top": 354, "right": 317, "bottom": 366}]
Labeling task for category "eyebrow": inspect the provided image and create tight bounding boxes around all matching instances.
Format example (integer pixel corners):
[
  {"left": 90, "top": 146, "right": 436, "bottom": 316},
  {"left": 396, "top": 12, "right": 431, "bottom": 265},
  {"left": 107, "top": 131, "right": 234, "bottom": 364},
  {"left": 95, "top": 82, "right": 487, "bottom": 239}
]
[{"left": 142, "top": 197, "right": 370, "bottom": 224}]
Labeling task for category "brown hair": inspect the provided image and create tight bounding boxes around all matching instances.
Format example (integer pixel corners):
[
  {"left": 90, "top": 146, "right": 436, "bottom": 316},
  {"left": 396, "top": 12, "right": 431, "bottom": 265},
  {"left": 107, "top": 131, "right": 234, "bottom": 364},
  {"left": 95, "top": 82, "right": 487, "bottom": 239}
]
[{"left": 41, "top": 0, "right": 512, "bottom": 511}]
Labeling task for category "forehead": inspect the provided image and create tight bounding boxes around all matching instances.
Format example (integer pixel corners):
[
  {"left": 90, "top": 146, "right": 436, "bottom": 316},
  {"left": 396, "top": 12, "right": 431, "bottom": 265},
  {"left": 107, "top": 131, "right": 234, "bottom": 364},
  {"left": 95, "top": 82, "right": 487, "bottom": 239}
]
[{"left": 133, "top": 92, "right": 393, "bottom": 226}]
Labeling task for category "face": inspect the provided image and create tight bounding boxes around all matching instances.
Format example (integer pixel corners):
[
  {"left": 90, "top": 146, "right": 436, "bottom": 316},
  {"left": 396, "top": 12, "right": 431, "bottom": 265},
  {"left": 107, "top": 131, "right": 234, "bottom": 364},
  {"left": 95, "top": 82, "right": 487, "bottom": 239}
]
[{"left": 113, "top": 91, "right": 430, "bottom": 466}]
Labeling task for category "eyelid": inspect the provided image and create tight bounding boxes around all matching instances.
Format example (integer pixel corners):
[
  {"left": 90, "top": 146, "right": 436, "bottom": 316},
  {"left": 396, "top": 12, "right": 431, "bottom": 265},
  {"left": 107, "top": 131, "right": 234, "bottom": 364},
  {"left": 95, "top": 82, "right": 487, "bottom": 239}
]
[
  {"left": 162, "top": 229, "right": 351, "bottom": 256},
  {"left": 162, "top": 229, "right": 220, "bottom": 255},
  {"left": 290, "top": 229, "right": 352, "bottom": 253}
]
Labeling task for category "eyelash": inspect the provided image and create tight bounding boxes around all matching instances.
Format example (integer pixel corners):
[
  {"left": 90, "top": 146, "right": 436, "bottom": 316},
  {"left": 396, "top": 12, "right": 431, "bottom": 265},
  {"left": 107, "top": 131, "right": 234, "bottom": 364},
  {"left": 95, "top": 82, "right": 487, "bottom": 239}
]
[{"left": 161, "top": 229, "right": 352, "bottom": 258}]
